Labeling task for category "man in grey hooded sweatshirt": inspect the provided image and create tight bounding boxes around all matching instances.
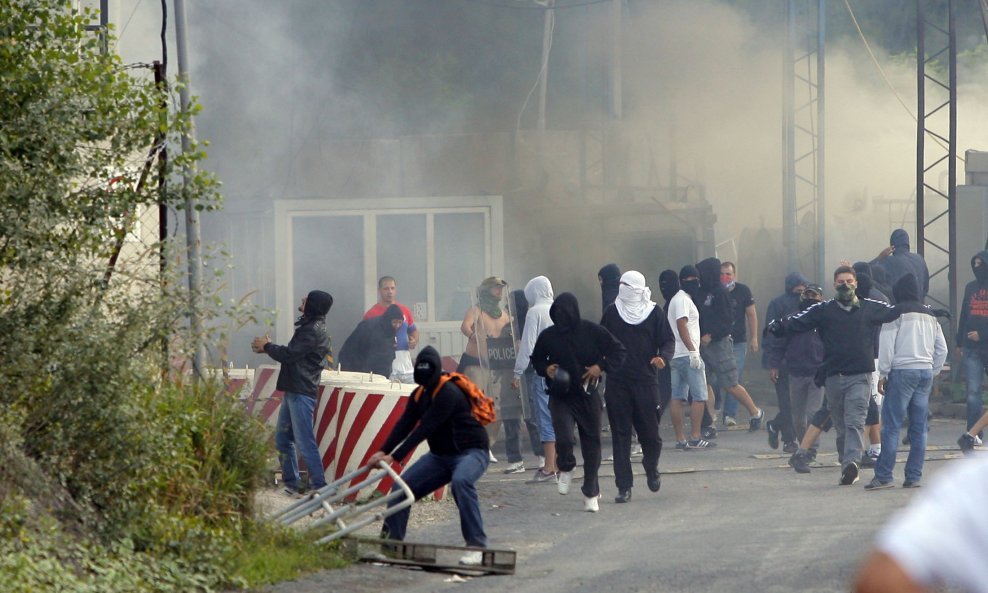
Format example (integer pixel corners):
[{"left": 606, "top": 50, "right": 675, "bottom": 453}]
[{"left": 512, "top": 276, "right": 559, "bottom": 480}]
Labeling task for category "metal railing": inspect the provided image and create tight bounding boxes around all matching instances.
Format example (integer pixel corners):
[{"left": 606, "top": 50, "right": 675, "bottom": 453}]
[{"left": 271, "top": 461, "right": 414, "bottom": 545}]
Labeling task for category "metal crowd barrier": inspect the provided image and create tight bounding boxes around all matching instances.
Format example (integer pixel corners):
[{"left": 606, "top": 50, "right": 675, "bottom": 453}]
[{"left": 270, "top": 461, "right": 414, "bottom": 545}]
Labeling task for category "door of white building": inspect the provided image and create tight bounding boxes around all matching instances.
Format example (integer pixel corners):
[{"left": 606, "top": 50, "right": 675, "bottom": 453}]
[{"left": 274, "top": 196, "right": 504, "bottom": 359}]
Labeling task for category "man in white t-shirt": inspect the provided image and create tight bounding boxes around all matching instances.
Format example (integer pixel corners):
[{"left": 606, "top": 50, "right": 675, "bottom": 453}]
[
  {"left": 666, "top": 266, "right": 713, "bottom": 450},
  {"left": 853, "top": 456, "right": 988, "bottom": 593}
]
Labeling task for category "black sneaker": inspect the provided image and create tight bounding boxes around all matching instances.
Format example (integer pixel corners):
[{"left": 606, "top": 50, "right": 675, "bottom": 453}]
[
  {"left": 958, "top": 433, "right": 977, "bottom": 456},
  {"left": 686, "top": 438, "right": 716, "bottom": 449},
  {"left": 789, "top": 451, "right": 811, "bottom": 473},
  {"left": 675, "top": 440, "right": 690, "bottom": 451},
  {"left": 701, "top": 426, "right": 718, "bottom": 440},
  {"left": 782, "top": 441, "right": 798, "bottom": 454},
  {"left": 806, "top": 448, "right": 818, "bottom": 462},
  {"left": 902, "top": 479, "right": 922, "bottom": 488},
  {"left": 749, "top": 409, "right": 765, "bottom": 432},
  {"left": 766, "top": 419, "right": 779, "bottom": 449},
  {"left": 840, "top": 462, "right": 860, "bottom": 486},
  {"left": 614, "top": 489, "right": 632, "bottom": 503},
  {"left": 860, "top": 452, "right": 877, "bottom": 469}
]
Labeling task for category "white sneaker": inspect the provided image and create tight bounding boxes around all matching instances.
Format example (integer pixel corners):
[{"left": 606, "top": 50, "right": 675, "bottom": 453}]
[
  {"left": 557, "top": 471, "right": 572, "bottom": 495},
  {"left": 488, "top": 450, "right": 498, "bottom": 463},
  {"left": 976, "top": 435, "right": 984, "bottom": 446},
  {"left": 583, "top": 494, "right": 600, "bottom": 512},
  {"left": 536, "top": 455, "right": 545, "bottom": 469},
  {"left": 724, "top": 416, "right": 737, "bottom": 427},
  {"left": 503, "top": 461, "right": 526, "bottom": 474},
  {"left": 459, "top": 550, "right": 484, "bottom": 566}
]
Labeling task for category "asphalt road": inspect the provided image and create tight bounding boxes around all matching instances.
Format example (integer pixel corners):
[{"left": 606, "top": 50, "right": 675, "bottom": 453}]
[{"left": 260, "top": 410, "right": 976, "bottom": 593}]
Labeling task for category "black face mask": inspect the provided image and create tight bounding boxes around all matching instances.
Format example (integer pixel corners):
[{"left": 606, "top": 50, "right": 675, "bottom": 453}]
[
  {"left": 800, "top": 298, "right": 820, "bottom": 310},
  {"left": 681, "top": 279, "right": 701, "bottom": 300},
  {"left": 414, "top": 362, "right": 436, "bottom": 386}
]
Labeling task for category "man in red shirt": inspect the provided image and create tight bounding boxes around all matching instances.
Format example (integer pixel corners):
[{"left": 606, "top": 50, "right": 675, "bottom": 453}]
[{"left": 364, "top": 276, "right": 419, "bottom": 382}]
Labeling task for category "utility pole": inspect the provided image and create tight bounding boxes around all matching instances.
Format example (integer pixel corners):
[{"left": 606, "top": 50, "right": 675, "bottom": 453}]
[
  {"left": 610, "top": 0, "right": 622, "bottom": 119},
  {"left": 174, "top": 0, "right": 206, "bottom": 378},
  {"left": 783, "top": 0, "right": 825, "bottom": 281}
]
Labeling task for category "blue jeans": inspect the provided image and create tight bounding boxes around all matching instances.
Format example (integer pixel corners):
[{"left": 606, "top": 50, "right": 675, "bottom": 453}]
[
  {"left": 875, "top": 369, "right": 933, "bottom": 483},
  {"left": 383, "top": 449, "right": 489, "bottom": 547},
  {"left": 962, "top": 349, "right": 987, "bottom": 433},
  {"left": 275, "top": 392, "right": 327, "bottom": 490},
  {"left": 719, "top": 341, "right": 748, "bottom": 418},
  {"left": 530, "top": 374, "right": 555, "bottom": 441},
  {"left": 670, "top": 356, "right": 708, "bottom": 401}
]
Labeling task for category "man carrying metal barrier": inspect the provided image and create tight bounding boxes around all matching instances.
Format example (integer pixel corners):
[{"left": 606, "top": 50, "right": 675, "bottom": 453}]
[{"left": 369, "top": 345, "right": 492, "bottom": 566}]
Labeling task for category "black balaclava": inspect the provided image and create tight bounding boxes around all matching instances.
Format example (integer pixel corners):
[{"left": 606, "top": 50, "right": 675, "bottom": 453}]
[
  {"left": 549, "top": 292, "right": 582, "bottom": 334},
  {"left": 598, "top": 263, "right": 622, "bottom": 311},
  {"left": 679, "top": 265, "right": 701, "bottom": 301},
  {"left": 510, "top": 289, "right": 529, "bottom": 335},
  {"left": 853, "top": 268, "right": 874, "bottom": 300},
  {"left": 658, "top": 269, "right": 680, "bottom": 304},
  {"left": 413, "top": 345, "right": 443, "bottom": 388},
  {"left": 973, "top": 250, "right": 988, "bottom": 286},
  {"left": 852, "top": 261, "right": 872, "bottom": 281},
  {"left": 383, "top": 304, "right": 404, "bottom": 323},
  {"left": 302, "top": 290, "right": 333, "bottom": 319},
  {"left": 893, "top": 273, "right": 920, "bottom": 304}
]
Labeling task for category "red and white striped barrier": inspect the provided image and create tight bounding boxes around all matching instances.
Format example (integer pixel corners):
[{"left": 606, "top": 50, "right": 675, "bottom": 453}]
[{"left": 243, "top": 366, "right": 442, "bottom": 500}]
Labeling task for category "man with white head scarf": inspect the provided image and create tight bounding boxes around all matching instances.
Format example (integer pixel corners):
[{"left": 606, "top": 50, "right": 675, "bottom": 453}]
[{"left": 600, "top": 271, "right": 676, "bottom": 503}]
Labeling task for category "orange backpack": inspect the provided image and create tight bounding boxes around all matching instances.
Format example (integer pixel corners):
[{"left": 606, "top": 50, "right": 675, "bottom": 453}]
[{"left": 413, "top": 372, "right": 497, "bottom": 426}]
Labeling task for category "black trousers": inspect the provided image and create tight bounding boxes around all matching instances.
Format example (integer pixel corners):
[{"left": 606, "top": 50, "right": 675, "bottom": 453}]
[
  {"left": 550, "top": 391, "right": 602, "bottom": 498},
  {"left": 605, "top": 379, "right": 662, "bottom": 491},
  {"left": 772, "top": 368, "right": 797, "bottom": 444}
]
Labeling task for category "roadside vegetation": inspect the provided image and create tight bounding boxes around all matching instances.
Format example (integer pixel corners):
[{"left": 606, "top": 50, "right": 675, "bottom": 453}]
[{"left": 0, "top": 1, "right": 345, "bottom": 590}]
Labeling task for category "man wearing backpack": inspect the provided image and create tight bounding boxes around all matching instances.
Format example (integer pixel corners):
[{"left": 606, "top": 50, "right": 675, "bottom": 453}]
[{"left": 370, "top": 345, "right": 492, "bottom": 565}]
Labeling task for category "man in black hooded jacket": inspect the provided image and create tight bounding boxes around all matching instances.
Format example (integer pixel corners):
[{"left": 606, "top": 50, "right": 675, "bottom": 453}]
[
  {"left": 531, "top": 293, "right": 626, "bottom": 512},
  {"left": 695, "top": 257, "right": 765, "bottom": 432},
  {"left": 371, "top": 346, "right": 491, "bottom": 564},
  {"left": 871, "top": 229, "right": 929, "bottom": 299},
  {"left": 763, "top": 271, "right": 808, "bottom": 451},
  {"left": 252, "top": 290, "right": 333, "bottom": 494},
  {"left": 957, "top": 249, "right": 988, "bottom": 440},
  {"left": 338, "top": 304, "right": 404, "bottom": 376}
]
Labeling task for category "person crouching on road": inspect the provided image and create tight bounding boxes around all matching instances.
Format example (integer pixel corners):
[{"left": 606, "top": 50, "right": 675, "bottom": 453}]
[
  {"left": 530, "top": 293, "right": 626, "bottom": 513},
  {"left": 371, "top": 346, "right": 491, "bottom": 565}
]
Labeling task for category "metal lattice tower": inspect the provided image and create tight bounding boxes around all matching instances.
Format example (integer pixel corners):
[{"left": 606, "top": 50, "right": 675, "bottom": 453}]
[
  {"left": 916, "top": 0, "right": 957, "bottom": 314},
  {"left": 783, "top": 0, "right": 826, "bottom": 282}
]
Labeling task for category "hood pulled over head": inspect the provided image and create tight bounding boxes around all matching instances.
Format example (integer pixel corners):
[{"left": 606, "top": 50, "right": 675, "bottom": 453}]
[
  {"left": 304, "top": 290, "right": 333, "bottom": 317},
  {"left": 785, "top": 272, "right": 809, "bottom": 294},
  {"left": 893, "top": 273, "right": 920, "bottom": 303},
  {"left": 890, "top": 229, "right": 911, "bottom": 252},
  {"left": 695, "top": 257, "right": 722, "bottom": 291},
  {"left": 524, "top": 275, "right": 554, "bottom": 306},
  {"left": 972, "top": 250, "right": 988, "bottom": 285},
  {"left": 413, "top": 346, "right": 443, "bottom": 388},
  {"left": 549, "top": 292, "right": 582, "bottom": 333}
]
